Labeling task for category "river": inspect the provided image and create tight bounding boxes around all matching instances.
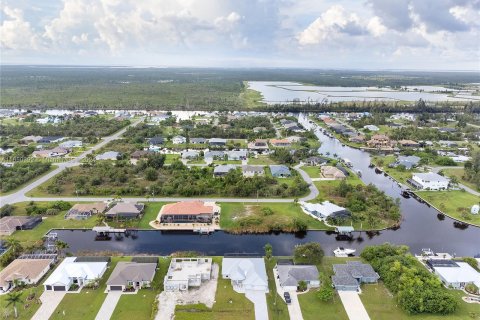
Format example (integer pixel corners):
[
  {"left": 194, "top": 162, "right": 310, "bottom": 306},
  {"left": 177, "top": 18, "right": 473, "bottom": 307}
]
[{"left": 54, "top": 113, "right": 480, "bottom": 257}]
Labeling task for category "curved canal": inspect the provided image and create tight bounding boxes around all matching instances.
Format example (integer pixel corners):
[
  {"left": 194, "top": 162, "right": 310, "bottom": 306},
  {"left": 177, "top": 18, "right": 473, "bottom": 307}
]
[{"left": 54, "top": 113, "right": 480, "bottom": 257}]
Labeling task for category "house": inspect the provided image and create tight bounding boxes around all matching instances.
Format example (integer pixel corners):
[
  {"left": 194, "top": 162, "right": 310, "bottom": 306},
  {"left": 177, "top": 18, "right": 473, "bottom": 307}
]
[
  {"left": 32, "top": 147, "right": 69, "bottom": 158},
  {"left": 439, "top": 140, "right": 458, "bottom": 148},
  {"left": 248, "top": 139, "right": 269, "bottom": 151},
  {"left": 107, "top": 261, "right": 157, "bottom": 291},
  {"left": 426, "top": 260, "right": 480, "bottom": 290},
  {"left": 181, "top": 150, "right": 200, "bottom": 159},
  {"left": 190, "top": 138, "right": 207, "bottom": 144},
  {"left": 105, "top": 202, "right": 145, "bottom": 219},
  {"left": 276, "top": 264, "right": 320, "bottom": 292},
  {"left": 213, "top": 164, "right": 236, "bottom": 177},
  {"left": 363, "top": 125, "right": 379, "bottom": 131},
  {"left": 158, "top": 201, "right": 219, "bottom": 223},
  {"left": 410, "top": 172, "right": 449, "bottom": 190},
  {"left": 321, "top": 166, "right": 346, "bottom": 179},
  {"left": 300, "top": 201, "right": 351, "bottom": 220},
  {"left": 95, "top": 151, "right": 120, "bottom": 161},
  {"left": 37, "top": 136, "right": 64, "bottom": 144},
  {"left": 150, "top": 113, "right": 170, "bottom": 123},
  {"left": 204, "top": 151, "right": 225, "bottom": 161},
  {"left": 367, "top": 134, "right": 393, "bottom": 148},
  {"left": 164, "top": 258, "right": 212, "bottom": 291},
  {"left": 60, "top": 140, "right": 83, "bottom": 148},
  {"left": 304, "top": 156, "right": 329, "bottom": 166},
  {"left": 269, "top": 165, "right": 291, "bottom": 178},
  {"left": 349, "top": 135, "right": 366, "bottom": 143},
  {"left": 0, "top": 216, "right": 42, "bottom": 236},
  {"left": 398, "top": 139, "right": 420, "bottom": 148},
  {"left": 332, "top": 261, "right": 380, "bottom": 291},
  {"left": 65, "top": 203, "right": 107, "bottom": 220},
  {"left": 471, "top": 205, "right": 479, "bottom": 215},
  {"left": 20, "top": 135, "right": 42, "bottom": 144},
  {"left": 172, "top": 135, "right": 187, "bottom": 144},
  {"left": 131, "top": 150, "right": 153, "bottom": 160},
  {"left": 242, "top": 165, "right": 265, "bottom": 177},
  {"left": 329, "top": 124, "right": 350, "bottom": 134},
  {"left": 222, "top": 257, "right": 269, "bottom": 293},
  {"left": 44, "top": 257, "right": 108, "bottom": 291},
  {"left": 148, "top": 136, "right": 165, "bottom": 146},
  {"left": 227, "top": 150, "right": 247, "bottom": 161},
  {"left": 438, "top": 127, "right": 457, "bottom": 133},
  {"left": 450, "top": 155, "right": 470, "bottom": 162},
  {"left": 269, "top": 139, "right": 291, "bottom": 148},
  {"left": 253, "top": 127, "right": 267, "bottom": 133},
  {"left": 209, "top": 138, "right": 227, "bottom": 146},
  {"left": 0, "top": 257, "right": 56, "bottom": 292},
  {"left": 395, "top": 155, "right": 421, "bottom": 169}
]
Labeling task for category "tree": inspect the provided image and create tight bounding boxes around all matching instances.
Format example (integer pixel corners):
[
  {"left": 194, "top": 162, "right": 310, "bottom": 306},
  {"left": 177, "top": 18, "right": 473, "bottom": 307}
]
[
  {"left": 144, "top": 167, "right": 158, "bottom": 181},
  {"left": 294, "top": 242, "right": 324, "bottom": 264},
  {"left": 55, "top": 240, "right": 69, "bottom": 257},
  {"left": 264, "top": 243, "right": 273, "bottom": 260},
  {"left": 5, "top": 238, "right": 22, "bottom": 256},
  {"left": 316, "top": 285, "right": 334, "bottom": 301},
  {"left": 298, "top": 280, "right": 308, "bottom": 292},
  {"left": 0, "top": 204, "right": 15, "bottom": 217},
  {"left": 5, "top": 292, "right": 23, "bottom": 318}
]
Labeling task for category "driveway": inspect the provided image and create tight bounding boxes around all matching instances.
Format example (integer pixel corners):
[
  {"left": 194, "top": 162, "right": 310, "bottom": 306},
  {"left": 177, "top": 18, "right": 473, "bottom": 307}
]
[
  {"left": 31, "top": 291, "right": 66, "bottom": 320},
  {"left": 245, "top": 290, "right": 269, "bottom": 320},
  {"left": 272, "top": 268, "right": 304, "bottom": 320},
  {"left": 95, "top": 291, "right": 122, "bottom": 320},
  {"left": 338, "top": 291, "right": 371, "bottom": 320}
]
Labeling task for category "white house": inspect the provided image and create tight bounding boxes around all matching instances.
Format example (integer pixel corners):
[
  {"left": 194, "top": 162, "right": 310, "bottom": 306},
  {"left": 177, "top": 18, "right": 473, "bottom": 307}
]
[
  {"left": 60, "top": 140, "right": 83, "bottom": 148},
  {"left": 164, "top": 258, "right": 212, "bottom": 291},
  {"left": 411, "top": 172, "right": 450, "bottom": 190},
  {"left": 428, "top": 260, "right": 480, "bottom": 290},
  {"left": 222, "top": 257, "right": 268, "bottom": 293},
  {"left": 363, "top": 125, "right": 379, "bottom": 131},
  {"left": 300, "top": 201, "right": 351, "bottom": 220},
  {"left": 172, "top": 135, "right": 187, "bottom": 144},
  {"left": 44, "top": 257, "right": 107, "bottom": 291}
]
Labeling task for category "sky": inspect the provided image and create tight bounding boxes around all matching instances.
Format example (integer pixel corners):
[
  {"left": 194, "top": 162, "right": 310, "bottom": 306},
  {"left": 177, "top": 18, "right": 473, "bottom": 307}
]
[{"left": 1, "top": 0, "right": 479, "bottom": 70}]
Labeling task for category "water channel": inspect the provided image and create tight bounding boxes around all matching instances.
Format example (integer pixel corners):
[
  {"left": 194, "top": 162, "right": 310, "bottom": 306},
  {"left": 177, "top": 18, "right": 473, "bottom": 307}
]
[{"left": 54, "top": 113, "right": 480, "bottom": 257}]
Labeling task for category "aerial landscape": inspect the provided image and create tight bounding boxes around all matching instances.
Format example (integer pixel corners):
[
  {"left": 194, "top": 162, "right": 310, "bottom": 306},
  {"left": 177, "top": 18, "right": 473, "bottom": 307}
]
[{"left": 0, "top": 1, "right": 480, "bottom": 320}]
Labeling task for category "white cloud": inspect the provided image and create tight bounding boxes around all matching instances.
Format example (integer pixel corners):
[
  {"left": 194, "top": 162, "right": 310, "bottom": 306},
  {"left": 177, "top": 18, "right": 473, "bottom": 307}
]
[
  {"left": 0, "top": 6, "right": 41, "bottom": 50},
  {"left": 367, "top": 16, "right": 387, "bottom": 37}
]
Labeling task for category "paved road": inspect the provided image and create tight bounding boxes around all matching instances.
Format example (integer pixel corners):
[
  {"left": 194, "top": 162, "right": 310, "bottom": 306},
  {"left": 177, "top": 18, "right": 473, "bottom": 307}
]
[
  {"left": 338, "top": 291, "right": 371, "bottom": 320},
  {"left": 0, "top": 118, "right": 144, "bottom": 206},
  {"left": 294, "top": 164, "right": 319, "bottom": 201},
  {"left": 31, "top": 291, "right": 66, "bottom": 320},
  {"left": 95, "top": 291, "right": 122, "bottom": 320}
]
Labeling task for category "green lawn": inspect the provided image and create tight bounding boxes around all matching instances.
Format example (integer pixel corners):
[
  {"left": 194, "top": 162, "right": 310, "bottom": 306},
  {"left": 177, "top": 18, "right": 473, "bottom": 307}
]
[
  {"left": 248, "top": 155, "right": 277, "bottom": 165},
  {"left": 165, "top": 154, "right": 180, "bottom": 164},
  {"left": 111, "top": 257, "right": 171, "bottom": 320},
  {"left": 0, "top": 282, "right": 45, "bottom": 320},
  {"left": 174, "top": 257, "right": 255, "bottom": 320},
  {"left": 301, "top": 166, "right": 320, "bottom": 178},
  {"left": 442, "top": 168, "right": 479, "bottom": 191},
  {"left": 360, "top": 283, "right": 480, "bottom": 320},
  {"left": 137, "top": 202, "right": 167, "bottom": 228},
  {"left": 418, "top": 190, "right": 480, "bottom": 226},
  {"left": 220, "top": 202, "right": 330, "bottom": 231},
  {"left": 50, "top": 256, "right": 132, "bottom": 320}
]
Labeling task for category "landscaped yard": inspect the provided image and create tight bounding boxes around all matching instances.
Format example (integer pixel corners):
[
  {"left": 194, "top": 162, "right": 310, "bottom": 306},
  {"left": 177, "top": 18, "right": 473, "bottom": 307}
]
[
  {"left": 220, "top": 202, "right": 330, "bottom": 232},
  {"left": 301, "top": 166, "right": 320, "bottom": 178},
  {"left": 0, "top": 281, "right": 45, "bottom": 320},
  {"left": 248, "top": 155, "right": 277, "bottom": 165},
  {"left": 418, "top": 190, "right": 480, "bottom": 226}
]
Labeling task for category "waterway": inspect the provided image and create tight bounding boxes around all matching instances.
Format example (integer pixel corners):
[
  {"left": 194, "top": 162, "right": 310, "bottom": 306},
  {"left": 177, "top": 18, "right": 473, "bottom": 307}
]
[{"left": 54, "top": 113, "right": 480, "bottom": 257}]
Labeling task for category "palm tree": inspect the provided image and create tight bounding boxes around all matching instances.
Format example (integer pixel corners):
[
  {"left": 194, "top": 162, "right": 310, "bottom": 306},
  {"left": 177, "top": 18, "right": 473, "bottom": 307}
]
[
  {"left": 5, "top": 238, "right": 22, "bottom": 255},
  {"left": 55, "top": 240, "right": 69, "bottom": 257},
  {"left": 5, "top": 292, "right": 23, "bottom": 318}
]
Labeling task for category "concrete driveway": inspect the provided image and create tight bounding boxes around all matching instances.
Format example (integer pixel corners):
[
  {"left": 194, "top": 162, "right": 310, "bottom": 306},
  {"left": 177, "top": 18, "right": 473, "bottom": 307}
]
[
  {"left": 338, "top": 291, "right": 371, "bottom": 320},
  {"left": 272, "top": 268, "right": 304, "bottom": 320},
  {"left": 31, "top": 291, "right": 66, "bottom": 320},
  {"left": 95, "top": 291, "right": 122, "bottom": 320},
  {"left": 245, "top": 290, "right": 269, "bottom": 320}
]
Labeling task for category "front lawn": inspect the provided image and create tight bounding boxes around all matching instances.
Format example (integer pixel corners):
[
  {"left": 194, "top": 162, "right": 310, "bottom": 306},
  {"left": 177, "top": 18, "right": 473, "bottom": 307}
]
[
  {"left": 0, "top": 283, "right": 45, "bottom": 320},
  {"left": 248, "top": 155, "right": 277, "bottom": 166},
  {"left": 418, "top": 190, "right": 480, "bottom": 226}
]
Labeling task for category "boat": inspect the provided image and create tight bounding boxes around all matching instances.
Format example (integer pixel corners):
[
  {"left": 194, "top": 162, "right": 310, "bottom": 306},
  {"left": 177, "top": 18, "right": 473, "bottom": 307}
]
[
  {"left": 333, "top": 247, "right": 356, "bottom": 257},
  {"left": 375, "top": 167, "right": 383, "bottom": 174},
  {"left": 368, "top": 163, "right": 375, "bottom": 168},
  {"left": 356, "top": 169, "right": 362, "bottom": 177},
  {"left": 343, "top": 158, "right": 352, "bottom": 167},
  {"left": 401, "top": 190, "right": 411, "bottom": 198}
]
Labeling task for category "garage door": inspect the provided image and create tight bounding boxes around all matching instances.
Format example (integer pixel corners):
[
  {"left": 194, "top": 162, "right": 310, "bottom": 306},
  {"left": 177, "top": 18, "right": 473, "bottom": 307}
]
[
  {"left": 110, "top": 286, "right": 123, "bottom": 291},
  {"left": 45, "top": 285, "right": 52, "bottom": 290},
  {"left": 53, "top": 286, "right": 66, "bottom": 291}
]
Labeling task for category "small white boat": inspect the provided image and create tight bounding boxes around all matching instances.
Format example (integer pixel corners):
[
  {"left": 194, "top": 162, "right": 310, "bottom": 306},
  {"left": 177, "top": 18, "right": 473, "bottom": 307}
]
[
  {"left": 343, "top": 158, "right": 353, "bottom": 167},
  {"left": 333, "top": 247, "right": 356, "bottom": 257}
]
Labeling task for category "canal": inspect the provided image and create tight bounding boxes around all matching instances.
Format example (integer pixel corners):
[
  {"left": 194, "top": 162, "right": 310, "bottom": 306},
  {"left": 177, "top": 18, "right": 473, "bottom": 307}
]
[{"left": 54, "top": 113, "right": 480, "bottom": 257}]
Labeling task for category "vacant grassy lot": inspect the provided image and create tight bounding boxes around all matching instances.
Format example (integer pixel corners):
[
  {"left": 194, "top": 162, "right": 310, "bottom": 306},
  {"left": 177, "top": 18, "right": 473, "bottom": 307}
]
[
  {"left": 418, "top": 190, "right": 480, "bottom": 226},
  {"left": 360, "top": 283, "right": 480, "bottom": 320},
  {"left": 248, "top": 155, "right": 278, "bottom": 165},
  {"left": 443, "top": 167, "right": 479, "bottom": 191},
  {"left": 220, "top": 202, "right": 330, "bottom": 232}
]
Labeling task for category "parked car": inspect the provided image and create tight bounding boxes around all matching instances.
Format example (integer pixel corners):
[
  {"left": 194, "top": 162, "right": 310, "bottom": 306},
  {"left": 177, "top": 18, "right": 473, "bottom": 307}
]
[{"left": 284, "top": 292, "right": 291, "bottom": 304}]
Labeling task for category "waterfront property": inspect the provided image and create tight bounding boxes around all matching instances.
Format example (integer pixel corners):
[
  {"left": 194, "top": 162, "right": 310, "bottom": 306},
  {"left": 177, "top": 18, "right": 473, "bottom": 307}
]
[
  {"left": 321, "top": 166, "right": 346, "bottom": 179},
  {"left": 65, "top": 202, "right": 107, "bottom": 220},
  {"left": 426, "top": 259, "right": 480, "bottom": 290},
  {"left": 276, "top": 263, "right": 320, "bottom": 292},
  {"left": 0, "top": 256, "right": 56, "bottom": 292},
  {"left": 300, "top": 201, "right": 351, "bottom": 220},
  {"left": 410, "top": 172, "right": 450, "bottom": 190},
  {"left": 105, "top": 202, "right": 145, "bottom": 220},
  {"left": 44, "top": 257, "right": 108, "bottom": 291},
  {"left": 248, "top": 139, "right": 269, "bottom": 152},
  {"left": 157, "top": 201, "right": 219, "bottom": 223},
  {"left": 0, "top": 215, "right": 42, "bottom": 236},
  {"left": 164, "top": 257, "right": 212, "bottom": 291},
  {"left": 269, "top": 165, "right": 291, "bottom": 178},
  {"left": 269, "top": 139, "right": 291, "bottom": 147},
  {"left": 332, "top": 261, "right": 380, "bottom": 291},
  {"left": 106, "top": 261, "right": 157, "bottom": 291},
  {"left": 222, "top": 257, "right": 269, "bottom": 293}
]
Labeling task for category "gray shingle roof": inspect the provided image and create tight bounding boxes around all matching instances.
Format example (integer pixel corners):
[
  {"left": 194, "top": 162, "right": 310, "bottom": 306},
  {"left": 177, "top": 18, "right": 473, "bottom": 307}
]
[
  {"left": 332, "top": 261, "right": 379, "bottom": 288},
  {"left": 107, "top": 262, "right": 157, "bottom": 286},
  {"left": 277, "top": 265, "right": 319, "bottom": 287}
]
